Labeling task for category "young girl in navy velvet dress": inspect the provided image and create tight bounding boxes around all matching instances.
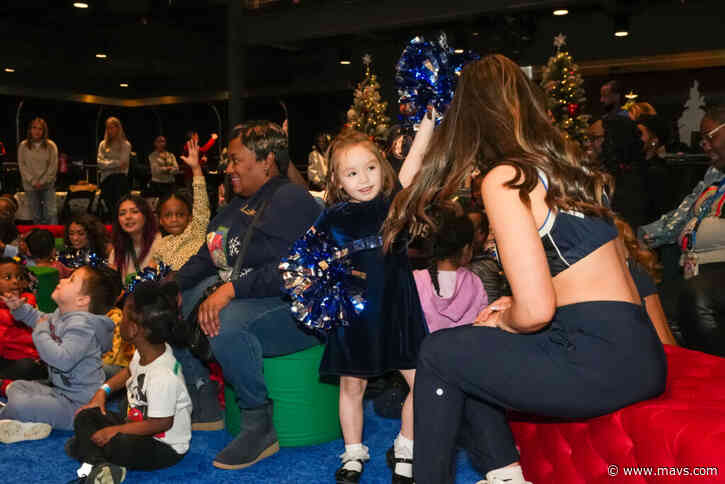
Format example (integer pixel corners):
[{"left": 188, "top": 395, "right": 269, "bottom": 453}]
[{"left": 299, "top": 117, "right": 432, "bottom": 484}]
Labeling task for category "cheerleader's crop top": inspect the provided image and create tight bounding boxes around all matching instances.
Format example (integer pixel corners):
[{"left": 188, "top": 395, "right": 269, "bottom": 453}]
[{"left": 536, "top": 170, "right": 618, "bottom": 277}]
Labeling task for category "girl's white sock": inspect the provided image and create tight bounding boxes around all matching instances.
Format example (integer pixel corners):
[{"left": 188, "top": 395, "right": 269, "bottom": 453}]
[
  {"left": 339, "top": 443, "right": 369, "bottom": 473},
  {"left": 76, "top": 462, "right": 93, "bottom": 478},
  {"left": 394, "top": 433, "right": 414, "bottom": 478}
]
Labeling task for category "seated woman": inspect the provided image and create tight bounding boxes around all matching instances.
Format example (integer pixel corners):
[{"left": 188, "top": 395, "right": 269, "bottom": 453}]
[
  {"left": 152, "top": 139, "right": 210, "bottom": 270},
  {"left": 108, "top": 195, "right": 162, "bottom": 286},
  {"left": 62, "top": 214, "right": 111, "bottom": 258},
  {"left": 640, "top": 105, "right": 725, "bottom": 356},
  {"left": 383, "top": 55, "right": 666, "bottom": 484},
  {"left": 173, "top": 120, "right": 321, "bottom": 470}
]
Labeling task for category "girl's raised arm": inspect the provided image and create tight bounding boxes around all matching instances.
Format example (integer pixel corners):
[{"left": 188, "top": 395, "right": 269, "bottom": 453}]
[{"left": 398, "top": 107, "right": 436, "bottom": 189}]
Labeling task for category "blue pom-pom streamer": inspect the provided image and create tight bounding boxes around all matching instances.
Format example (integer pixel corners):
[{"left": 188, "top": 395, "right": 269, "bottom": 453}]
[
  {"left": 395, "top": 32, "right": 479, "bottom": 128},
  {"left": 127, "top": 262, "right": 172, "bottom": 294},
  {"left": 279, "top": 228, "right": 370, "bottom": 332},
  {"left": 58, "top": 248, "right": 107, "bottom": 269}
]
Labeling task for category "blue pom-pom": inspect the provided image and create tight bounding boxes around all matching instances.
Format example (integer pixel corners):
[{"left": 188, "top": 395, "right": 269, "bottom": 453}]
[
  {"left": 279, "top": 228, "right": 368, "bottom": 332},
  {"left": 127, "top": 262, "right": 172, "bottom": 294},
  {"left": 395, "top": 32, "right": 479, "bottom": 128},
  {"left": 59, "top": 248, "right": 107, "bottom": 269}
]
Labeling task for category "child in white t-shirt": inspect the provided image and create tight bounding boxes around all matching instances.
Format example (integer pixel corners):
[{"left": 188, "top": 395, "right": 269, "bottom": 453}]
[{"left": 67, "top": 280, "right": 191, "bottom": 484}]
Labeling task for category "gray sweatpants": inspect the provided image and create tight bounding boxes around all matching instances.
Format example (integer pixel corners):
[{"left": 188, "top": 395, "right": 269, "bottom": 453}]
[{"left": 0, "top": 380, "right": 79, "bottom": 430}]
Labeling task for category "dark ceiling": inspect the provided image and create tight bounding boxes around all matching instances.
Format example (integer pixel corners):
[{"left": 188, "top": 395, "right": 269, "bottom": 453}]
[{"left": 0, "top": 0, "right": 720, "bottom": 100}]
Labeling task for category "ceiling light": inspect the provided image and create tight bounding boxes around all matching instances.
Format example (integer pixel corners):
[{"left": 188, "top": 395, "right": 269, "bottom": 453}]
[
  {"left": 339, "top": 48, "right": 351, "bottom": 65},
  {"left": 4, "top": 68, "right": 15, "bottom": 73},
  {"left": 119, "top": 83, "right": 129, "bottom": 87},
  {"left": 73, "top": 2, "right": 89, "bottom": 8},
  {"left": 95, "top": 53, "right": 108, "bottom": 59},
  {"left": 614, "top": 14, "right": 630, "bottom": 38},
  {"left": 453, "top": 49, "right": 464, "bottom": 54},
  {"left": 553, "top": 9, "right": 569, "bottom": 16},
  {"left": 472, "top": 32, "right": 479, "bottom": 37}
]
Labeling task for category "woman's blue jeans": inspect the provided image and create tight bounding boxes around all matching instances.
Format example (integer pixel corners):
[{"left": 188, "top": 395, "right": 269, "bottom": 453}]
[{"left": 174, "top": 275, "right": 320, "bottom": 409}]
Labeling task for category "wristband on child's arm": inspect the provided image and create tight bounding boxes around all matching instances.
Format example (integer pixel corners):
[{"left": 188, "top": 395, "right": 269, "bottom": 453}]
[{"left": 101, "top": 384, "right": 111, "bottom": 396}]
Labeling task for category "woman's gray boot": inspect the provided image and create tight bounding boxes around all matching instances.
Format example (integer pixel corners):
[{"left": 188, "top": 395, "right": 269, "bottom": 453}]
[{"left": 212, "top": 399, "right": 279, "bottom": 470}]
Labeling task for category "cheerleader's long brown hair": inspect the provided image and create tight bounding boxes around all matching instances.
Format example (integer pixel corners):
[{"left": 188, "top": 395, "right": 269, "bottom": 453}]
[
  {"left": 615, "top": 217, "right": 662, "bottom": 283},
  {"left": 382, "top": 54, "right": 612, "bottom": 251}
]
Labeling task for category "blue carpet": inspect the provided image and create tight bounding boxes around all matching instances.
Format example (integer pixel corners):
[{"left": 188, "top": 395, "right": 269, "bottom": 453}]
[{"left": 1, "top": 401, "right": 481, "bottom": 483}]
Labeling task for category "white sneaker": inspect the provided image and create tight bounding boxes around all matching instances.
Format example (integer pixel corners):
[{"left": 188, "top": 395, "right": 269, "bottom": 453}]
[
  {"left": 0, "top": 419, "right": 52, "bottom": 444},
  {"left": 475, "top": 465, "right": 532, "bottom": 484}
]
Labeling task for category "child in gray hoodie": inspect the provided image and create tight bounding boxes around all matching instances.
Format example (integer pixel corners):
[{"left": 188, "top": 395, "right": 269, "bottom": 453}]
[{"left": 0, "top": 264, "right": 122, "bottom": 443}]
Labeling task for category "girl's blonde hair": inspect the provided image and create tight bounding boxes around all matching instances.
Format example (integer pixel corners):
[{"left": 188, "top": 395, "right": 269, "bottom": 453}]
[
  {"left": 324, "top": 129, "right": 397, "bottom": 206},
  {"left": 25, "top": 117, "right": 49, "bottom": 150},
  {"left": 103, "top": 117, "right": 127, "bottom": 146}
]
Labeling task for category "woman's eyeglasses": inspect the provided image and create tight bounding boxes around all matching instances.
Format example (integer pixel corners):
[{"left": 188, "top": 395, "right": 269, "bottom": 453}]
[{"left": 700, "top": 122, "right": 725, "bottom": 148}]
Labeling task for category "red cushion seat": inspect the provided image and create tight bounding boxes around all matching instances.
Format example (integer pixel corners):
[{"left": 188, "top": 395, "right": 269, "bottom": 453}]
[{"left": 510, "top": 345, "right": 725, "bottom": 483}]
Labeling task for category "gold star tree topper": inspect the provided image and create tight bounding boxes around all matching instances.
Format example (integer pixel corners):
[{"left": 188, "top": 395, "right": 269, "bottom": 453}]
[{"left": 553, "top": 33, "right": 567, "bottom": 50}]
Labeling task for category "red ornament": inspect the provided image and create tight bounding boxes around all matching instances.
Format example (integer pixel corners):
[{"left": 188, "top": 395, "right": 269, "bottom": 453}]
[
  {"left": 567, "top": 103, "right": 579, "bottom": 117},
  {"left": 399, "top": 103, "right": 416, "bottom": 117}
]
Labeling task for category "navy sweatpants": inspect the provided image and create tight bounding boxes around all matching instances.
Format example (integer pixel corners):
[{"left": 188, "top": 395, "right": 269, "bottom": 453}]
[{"left": 413, "top": 301, "right": 667, "bottom": 483}]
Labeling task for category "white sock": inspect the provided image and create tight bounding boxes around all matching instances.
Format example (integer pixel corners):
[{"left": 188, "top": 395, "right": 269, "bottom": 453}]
[
  {"left": 485, "top": 464, "right": 529, "bottom": 483},
  {"left": 76, "top": 462, "right": 93, "bottom": 478},
  {"left": 394, "top": 433, "right": 414, "bottom": 478},
  {"left": 340, "top": 443, "right": 369, "bottom": 473}
]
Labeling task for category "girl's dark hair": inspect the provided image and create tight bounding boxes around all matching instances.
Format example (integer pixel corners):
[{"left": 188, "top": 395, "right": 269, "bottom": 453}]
[
  {"left": 111, "top": 194, "right": 158, "bottom": 276},
  {"left": 465, "top": 208, "right": 490, "bottom": 241},
  {"left": 0, "top": 256, "right": 30, "bottom": 289},
  {"left": 157, "top": 189, "right": 193, "bottom": 229},
  {"left": 65, "top": 214, "right": 109, "bottom": 258},
  {"left": 185, "top": 130, "right": 196, "bottom": 142},
  {"left": 0, "top": 220, "right": 19, "bottom": 244},
  {"left": 24, "top": 229, "right": 55, "bottom": 260},
  {"left": 126, "top": 281, "right": 180, "bottom": 345},
  {"left": 427, "top": 211, "right": 474, "bottom": 296}
]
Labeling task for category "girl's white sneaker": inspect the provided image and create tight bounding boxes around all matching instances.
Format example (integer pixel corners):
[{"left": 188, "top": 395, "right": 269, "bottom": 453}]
[{"left": 475, "top": 464, "right": 532, "bottom": 484}]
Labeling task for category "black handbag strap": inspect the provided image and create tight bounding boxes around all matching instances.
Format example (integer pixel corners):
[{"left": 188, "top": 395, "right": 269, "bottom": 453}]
[{"left": 230, "top": 181, "right": 282, "bottom": 280}]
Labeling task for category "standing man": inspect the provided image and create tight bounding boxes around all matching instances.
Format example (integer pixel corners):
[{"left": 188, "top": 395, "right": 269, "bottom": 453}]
[{"left": 600, "top": 80, "right": 629, "bottom": 121}]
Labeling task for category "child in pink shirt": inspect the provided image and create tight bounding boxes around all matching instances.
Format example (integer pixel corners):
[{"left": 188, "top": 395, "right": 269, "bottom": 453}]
[{"left": 413, "top": 211, "right": 488, "bottom": 333}]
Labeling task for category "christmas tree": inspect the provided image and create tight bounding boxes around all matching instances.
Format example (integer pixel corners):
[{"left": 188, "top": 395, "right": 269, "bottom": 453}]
[
  {"left": 346, "top": 54, "right": 390, "bottom": 142},
  {"left": 541, "top": 34, "right": 590, "bottom": 145}
]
